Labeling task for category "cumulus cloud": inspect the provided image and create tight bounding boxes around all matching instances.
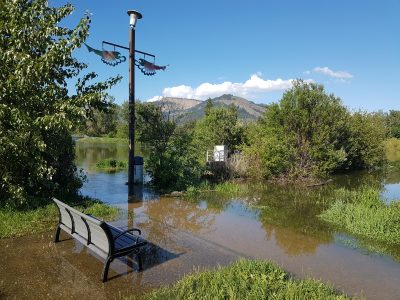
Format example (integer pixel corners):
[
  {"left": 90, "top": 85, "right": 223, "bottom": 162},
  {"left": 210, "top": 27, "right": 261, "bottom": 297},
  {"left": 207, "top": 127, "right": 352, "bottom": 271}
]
[
  {"left": 147, "top": 74, "right": 297, "bottom": 101},
  {"left": 312, "top": 66, "right": 353, "bottom": 79}
]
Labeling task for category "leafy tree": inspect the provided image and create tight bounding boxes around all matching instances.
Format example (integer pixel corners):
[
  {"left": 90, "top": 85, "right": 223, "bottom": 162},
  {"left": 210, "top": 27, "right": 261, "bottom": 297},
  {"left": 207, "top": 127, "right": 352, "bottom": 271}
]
[
  {"left": 114, "top": 101, "right": 129, "bottom": 138},
  {"left": 205, "top": 98, "right": 214, "bottom": 116},
  {"left": 345, "top": 112, "right": 386, "bottom": 169},
  {"left": 386, "top": 110, "right": 400, "bottom": 138},
  {"left": 136, "top": 103, "right": 202, "bottom": 190},
  {"left": 193, "top": 105, "right": 244, "bottom": 164},
  {"left": 0, "top": 0, "right": 119, "bottom": 206},
  {"left": 243, "top": 80, "right": 385, "bottom": 181},
  {"left": 75, "top": 98, "right": 118, "bottom": 137}
]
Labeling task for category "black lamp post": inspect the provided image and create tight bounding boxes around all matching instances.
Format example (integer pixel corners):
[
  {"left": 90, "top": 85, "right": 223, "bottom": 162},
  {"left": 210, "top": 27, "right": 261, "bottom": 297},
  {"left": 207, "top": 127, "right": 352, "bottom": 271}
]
[{"left": 127, "top": 10, "right": 142, "bottom": 189}]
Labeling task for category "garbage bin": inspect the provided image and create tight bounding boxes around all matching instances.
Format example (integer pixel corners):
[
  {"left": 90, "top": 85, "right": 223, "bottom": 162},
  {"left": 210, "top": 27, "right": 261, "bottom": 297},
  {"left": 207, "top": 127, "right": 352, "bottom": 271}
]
[{"left": 134, "top": 156, "right": 143, "bottom": 184}]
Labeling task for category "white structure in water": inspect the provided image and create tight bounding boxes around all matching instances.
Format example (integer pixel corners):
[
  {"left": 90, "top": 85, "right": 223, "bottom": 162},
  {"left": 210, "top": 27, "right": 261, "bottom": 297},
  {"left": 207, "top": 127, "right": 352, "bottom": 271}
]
[{"left": 207, "top": 145, "right": 228, "bottom": 162}]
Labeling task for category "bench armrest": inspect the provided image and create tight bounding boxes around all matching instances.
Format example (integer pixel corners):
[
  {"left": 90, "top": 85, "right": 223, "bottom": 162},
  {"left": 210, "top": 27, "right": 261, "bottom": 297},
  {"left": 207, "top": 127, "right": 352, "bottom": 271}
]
[{"left": 113, "top": 228, "right": 142, "bottom": 241}]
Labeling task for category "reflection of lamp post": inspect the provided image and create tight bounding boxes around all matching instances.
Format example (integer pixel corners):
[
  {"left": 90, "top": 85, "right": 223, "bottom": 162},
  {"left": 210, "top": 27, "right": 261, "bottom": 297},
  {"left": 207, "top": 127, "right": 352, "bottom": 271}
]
[{"left": 127, "top": 10, "right": 142, "bottom": 190}]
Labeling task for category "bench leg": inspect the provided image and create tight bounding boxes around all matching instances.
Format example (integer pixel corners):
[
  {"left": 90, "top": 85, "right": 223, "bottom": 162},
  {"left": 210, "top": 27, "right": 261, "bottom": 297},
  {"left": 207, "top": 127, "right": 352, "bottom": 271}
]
[
  {"left": 102, "top": 257, "right": 113, "bottom": 282},
  {"left": 54, "top": 225, "right": 61, "bottom": 243},
  {"left": 137, "top": 253, "right": 143, "bottom": 271}
]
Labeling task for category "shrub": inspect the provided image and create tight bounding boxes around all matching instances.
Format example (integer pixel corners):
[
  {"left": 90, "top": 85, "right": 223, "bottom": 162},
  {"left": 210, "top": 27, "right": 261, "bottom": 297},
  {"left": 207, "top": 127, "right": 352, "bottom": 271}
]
[
  {"left": 95, "top": 158, "right": 127, "bottom": 172},
  {"left": 242, "top": 80, "right": 386, "bottom": 181}
]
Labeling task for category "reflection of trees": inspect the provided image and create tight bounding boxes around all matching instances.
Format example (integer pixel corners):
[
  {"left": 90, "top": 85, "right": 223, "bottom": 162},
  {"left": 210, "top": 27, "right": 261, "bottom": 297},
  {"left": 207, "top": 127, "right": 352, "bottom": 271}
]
[
  {"left": 383, "top": 163, "right": 400, "bottom": 185},
  {"left": 262, "top": 223, "right": 329, "bottom": 255},
  {"left": 331, "top": 170, "right": 384, "bottom": 190},
  {"left": 250, "top": 184, "right": 334, "bottom": 255},
  {"left": 258, "top": 206, "right": 333, "bottom": 256},
  {"left": 139, "top": 198, "right": 218, "bottom": 245},
  {"left": 191, "top": 193, "right": 232, "bottom": 213},
  {"left": 75, "top": 142, "right": 127, "bottom": 167},
  {"left": 75, "top": 142, "right": 149, "bottom": 168}
]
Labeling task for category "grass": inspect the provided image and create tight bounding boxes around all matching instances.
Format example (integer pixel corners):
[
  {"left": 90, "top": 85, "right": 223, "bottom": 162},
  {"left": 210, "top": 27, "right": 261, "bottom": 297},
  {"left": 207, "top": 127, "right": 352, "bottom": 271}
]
[
  {"left": 95, "top": 158, "right": 128, "bottom": 172},
  {"left": 184, "top": 181, "right": 243, "bottom": 198},
  {"left": 0, "top": 198, "right": 119, "bottom": 239},
  {"left": 76, "top": 137, "right": 127, "bottom": 144},
  {"left": 139, "top": 259, "right": 350, "bottom": 300},
  {"left": 385, "top": 138, "right": 400, "bottom": 162},
  {"left": 319, "top": 187, "right": 400, "bottom": 245},
  {"left": 215, "top": 181, "right": 242, "bottom": 194}
]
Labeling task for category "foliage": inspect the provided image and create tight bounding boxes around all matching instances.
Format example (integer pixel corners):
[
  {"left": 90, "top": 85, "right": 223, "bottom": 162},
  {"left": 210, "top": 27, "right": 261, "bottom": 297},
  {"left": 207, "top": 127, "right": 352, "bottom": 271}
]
[
  {"left": 0, "top": 0, "right": 120, "bottom": 205},
  {"left": 214, "top": 181, "right": 242, "bottom": 194},
  {"left": 184, "top": 186, "right": 201, "bottom": 198},
  {"left": 193, "top": 105, "right": 244, "bottom": 164},
  {"left": 115, "top": 101, "right": 130, "bottom": 138},
  {"left": 0, "top": 198, "right": 119, "bottom": 239},
  {"left": 84, "top": 202, "right": 119, "bottom": 220},
  {"left": 242, "top": 80, "right": 386, "bottom": 181},
  {"left": 385, "top": 138, "right": 400, "bottom": 162},
  {"left": 319, "top": 187, "right": 400, "bottom": 245},
  {"left": 345, "top": 112, "right": 387, "bottom": 169},
  {"left": 140, "top": 259, "right": 349, "bottom": 300},
  {"left": 136, "top": 103, "right": 202, "bottom": 191},
  {"left": 386, "top": 110, "right": 400, "bottom": 138},
  {"left": 95, "top": 158, "right": 127, "bottom": 172},
  {"left": 74, "top": 100, "right": 118, "bottom": 137}
]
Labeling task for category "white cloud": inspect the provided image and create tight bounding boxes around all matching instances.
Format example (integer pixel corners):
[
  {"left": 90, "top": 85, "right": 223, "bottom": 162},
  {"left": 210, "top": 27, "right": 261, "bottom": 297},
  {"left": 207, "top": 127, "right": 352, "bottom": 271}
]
[
  {"left": 312, "top": 66, "right": 353, "bottom": 79},
  {"left": 147, "top": 95, "right": 163, "bottom": 102},
  {"left": 162, "top": 85, "right": 194, "bottom": 98},
  {"left": 243, "top": 75, "right": 293, "bottom": 91},
  {"left": 157, "top": 74, "right": 296, "bottom": 100}
]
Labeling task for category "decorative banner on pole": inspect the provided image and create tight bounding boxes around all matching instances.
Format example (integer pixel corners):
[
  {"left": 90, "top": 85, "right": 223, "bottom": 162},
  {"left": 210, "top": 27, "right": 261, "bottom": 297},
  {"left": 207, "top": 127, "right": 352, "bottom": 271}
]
[
  {"left": 135, "top": 58, "right": 168, "bottom": 76},
  {"left": 84, "top": 43, "right": 126, "bottom": 66},
  {"left": 84, "top": 42, "right": 168, "bottom": 76}
]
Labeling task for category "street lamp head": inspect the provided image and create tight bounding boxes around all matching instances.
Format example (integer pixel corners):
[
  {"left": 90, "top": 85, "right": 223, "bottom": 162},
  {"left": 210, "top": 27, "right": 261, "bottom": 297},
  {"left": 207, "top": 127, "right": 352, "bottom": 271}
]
[{"left": 127, "top": 10, "right": 142, "bottom": 27}]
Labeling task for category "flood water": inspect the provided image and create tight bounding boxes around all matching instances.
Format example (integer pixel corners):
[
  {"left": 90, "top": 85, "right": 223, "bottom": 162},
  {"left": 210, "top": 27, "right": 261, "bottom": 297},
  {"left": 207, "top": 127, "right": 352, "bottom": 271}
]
[{"left": 2, "top": 140, "right": 400, "bottom": 299}]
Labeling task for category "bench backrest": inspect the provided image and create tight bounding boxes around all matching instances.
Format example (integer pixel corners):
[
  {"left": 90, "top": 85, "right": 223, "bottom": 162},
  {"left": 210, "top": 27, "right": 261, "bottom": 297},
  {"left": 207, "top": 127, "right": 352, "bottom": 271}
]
[{"left": 53, "top": 198, "right": 111, "bottom": 254}]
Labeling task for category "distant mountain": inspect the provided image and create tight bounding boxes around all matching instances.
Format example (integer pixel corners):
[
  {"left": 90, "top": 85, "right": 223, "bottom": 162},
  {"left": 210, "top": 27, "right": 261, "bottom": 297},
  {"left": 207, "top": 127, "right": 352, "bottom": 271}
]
[
  {"left": 153, "top": 94, "right": 265, "bottom": 123},
  {"left": 154, "top": 97, "right": 201, "bottom": 110}
]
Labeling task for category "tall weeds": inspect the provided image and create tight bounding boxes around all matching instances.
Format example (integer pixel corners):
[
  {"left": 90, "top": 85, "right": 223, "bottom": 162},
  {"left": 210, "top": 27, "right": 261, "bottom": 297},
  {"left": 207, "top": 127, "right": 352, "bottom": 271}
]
[
  {"left": 320, "top": 187, "right": 400, "bottom": 245},
  {"left": 140, "top": 259, "right": 349, "bottom": 300}
]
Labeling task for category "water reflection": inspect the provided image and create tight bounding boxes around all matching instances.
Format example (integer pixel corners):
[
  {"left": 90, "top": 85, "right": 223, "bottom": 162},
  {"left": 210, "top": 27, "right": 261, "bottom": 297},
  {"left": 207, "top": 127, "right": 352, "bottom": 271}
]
[
  {"left": 75, "top": 141, "right": 129, "bottom": 170},
  {"left": 186, "top": 185, "right": 334, "bottom": 256},
  {"left": 140, "top": 198, "right": 218, "bottom": 236},
  {"left": 75, "top": 142, "right": 400, "bottom": 274}
]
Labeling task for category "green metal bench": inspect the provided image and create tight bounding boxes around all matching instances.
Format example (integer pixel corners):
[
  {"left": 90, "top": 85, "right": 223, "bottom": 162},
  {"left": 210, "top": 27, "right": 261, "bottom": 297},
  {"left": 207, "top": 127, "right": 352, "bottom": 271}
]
[{"left": 53, "top": 197, "right": 147, "bottom": 282}]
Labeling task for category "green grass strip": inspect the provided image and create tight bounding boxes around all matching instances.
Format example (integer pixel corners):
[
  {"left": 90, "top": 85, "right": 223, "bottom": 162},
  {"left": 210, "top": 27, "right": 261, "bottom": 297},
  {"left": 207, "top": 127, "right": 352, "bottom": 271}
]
[
  {"left": 95, "top": 158, "right": 128, "bottom": 172},
  {"left": 0, "top": 201, "right": 119, "bottom": 239},
  {"left": 319, "top": 187, "right": 400, "bottom": 245},
  {"left": 140, "top": 259, "right": 350, "bottom": 300}
]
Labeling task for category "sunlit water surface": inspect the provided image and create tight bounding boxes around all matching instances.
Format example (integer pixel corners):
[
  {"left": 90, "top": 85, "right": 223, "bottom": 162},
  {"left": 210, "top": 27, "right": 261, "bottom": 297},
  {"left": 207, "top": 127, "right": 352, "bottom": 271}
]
[{"left": 2, "top": 141, "right": 400, "bottom": 299}]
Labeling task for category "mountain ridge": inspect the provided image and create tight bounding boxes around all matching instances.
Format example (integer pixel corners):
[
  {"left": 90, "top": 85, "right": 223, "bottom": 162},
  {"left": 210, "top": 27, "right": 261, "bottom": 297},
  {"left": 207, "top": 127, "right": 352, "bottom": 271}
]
[{"left": 152, "top": 94, "right": 266, "bottom": 122}]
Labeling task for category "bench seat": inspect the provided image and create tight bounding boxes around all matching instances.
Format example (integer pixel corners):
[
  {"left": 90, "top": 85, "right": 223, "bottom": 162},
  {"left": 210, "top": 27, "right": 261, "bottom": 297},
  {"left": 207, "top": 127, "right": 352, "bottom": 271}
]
[{"left": 53, "top": 198, "right": 147, "bottom": 282}]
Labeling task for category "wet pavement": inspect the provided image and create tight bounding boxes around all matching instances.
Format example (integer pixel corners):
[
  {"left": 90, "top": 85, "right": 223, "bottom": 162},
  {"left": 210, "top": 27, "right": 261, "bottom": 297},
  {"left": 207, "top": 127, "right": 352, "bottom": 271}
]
[{"left": 0, "top": 217, "right": 240, "bottom": 300}]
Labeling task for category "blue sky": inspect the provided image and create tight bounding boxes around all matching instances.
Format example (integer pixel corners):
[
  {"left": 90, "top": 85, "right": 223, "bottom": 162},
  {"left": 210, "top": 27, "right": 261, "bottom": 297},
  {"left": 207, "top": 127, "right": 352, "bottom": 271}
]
[{"left": 58, "top": 0, "right": 399, "bottom": 111}]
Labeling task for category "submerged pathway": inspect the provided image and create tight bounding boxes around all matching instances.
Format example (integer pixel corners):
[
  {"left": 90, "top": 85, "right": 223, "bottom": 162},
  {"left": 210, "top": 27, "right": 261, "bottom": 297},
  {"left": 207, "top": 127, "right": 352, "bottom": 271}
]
[{"left": 2, "top": 197, "right": 400, "bottom": 299}]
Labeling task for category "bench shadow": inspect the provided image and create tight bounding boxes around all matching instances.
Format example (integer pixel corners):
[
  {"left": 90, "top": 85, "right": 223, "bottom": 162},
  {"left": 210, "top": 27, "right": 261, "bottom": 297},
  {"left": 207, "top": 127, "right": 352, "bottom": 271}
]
[
  {"left": 107, "top": 241, "right": 184, "bottom": 281},
  {"left": 56, "top": 231, "right": 183, "bottom": 282}
]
